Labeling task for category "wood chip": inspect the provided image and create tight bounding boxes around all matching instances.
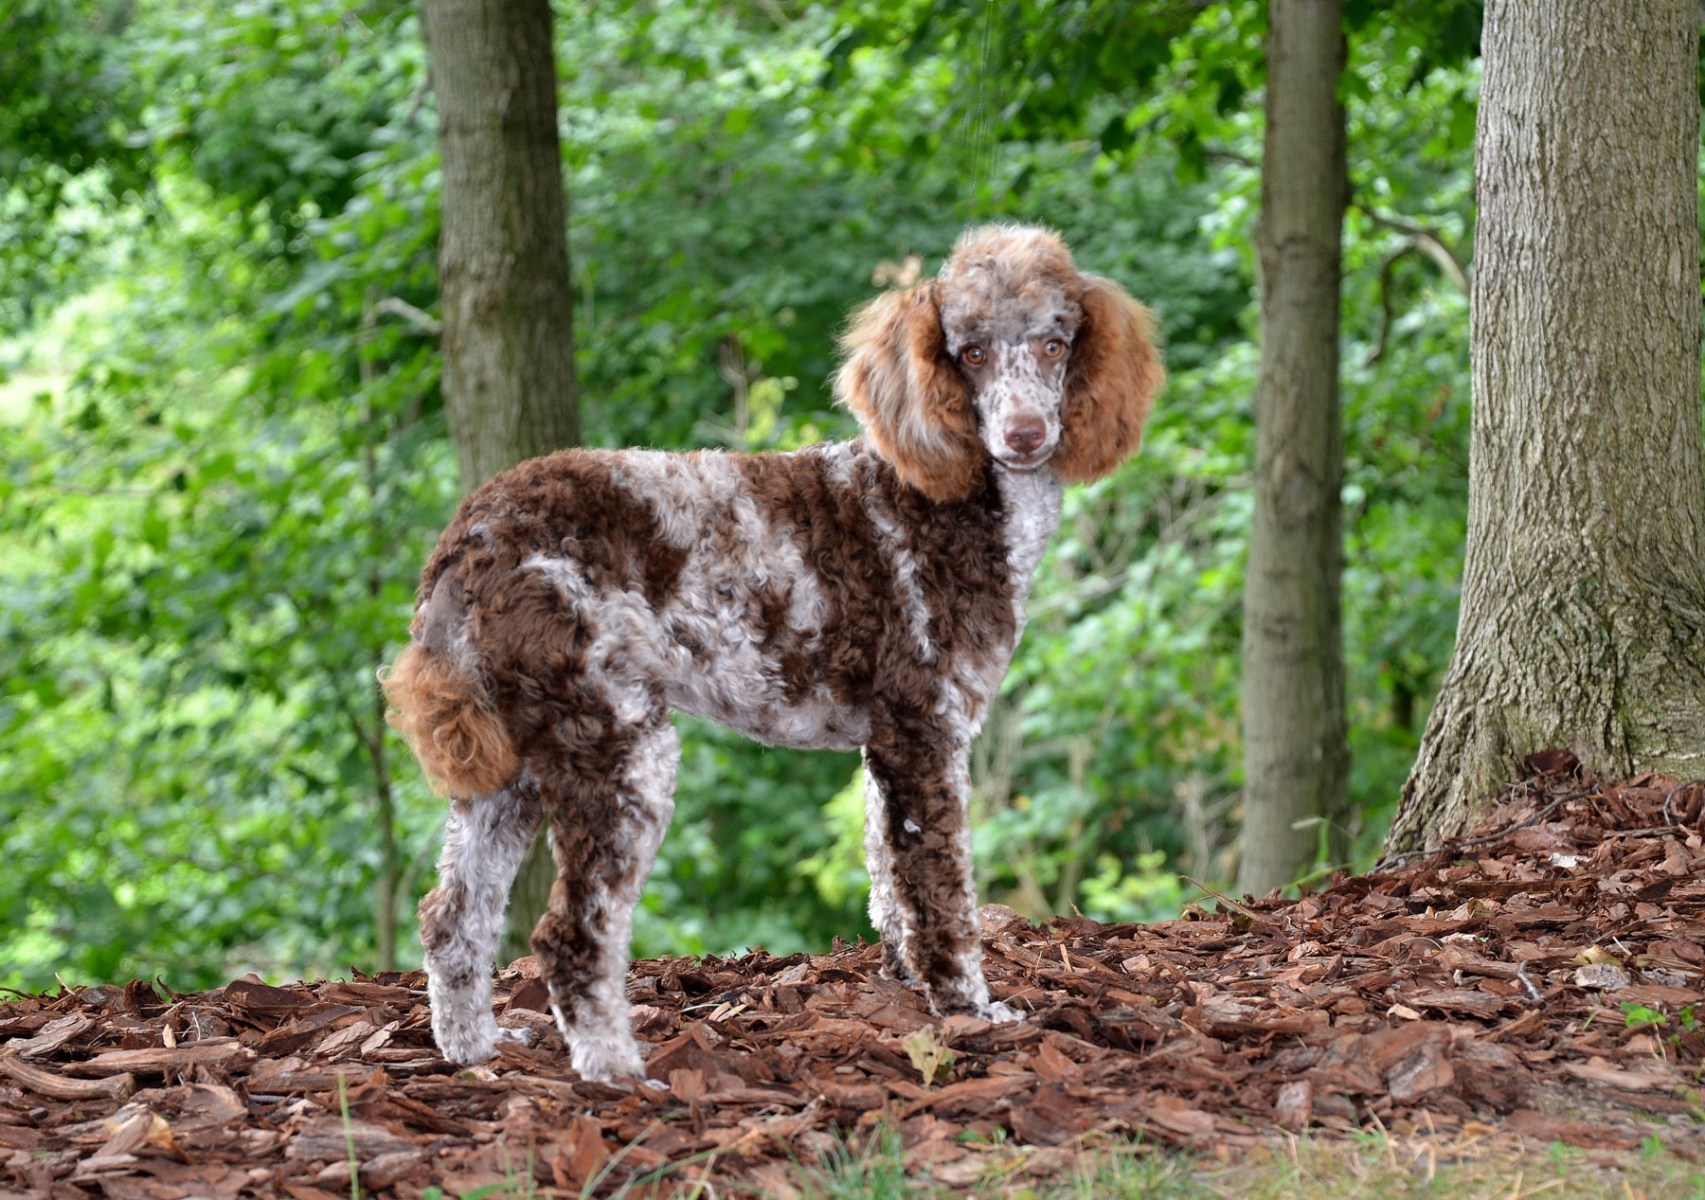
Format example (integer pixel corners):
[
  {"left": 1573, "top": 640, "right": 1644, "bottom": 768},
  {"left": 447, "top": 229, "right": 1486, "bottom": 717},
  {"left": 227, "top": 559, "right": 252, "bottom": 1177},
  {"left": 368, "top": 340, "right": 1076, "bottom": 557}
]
[
  {"left": 63, "top": 1039, "right": 251, "bottom": 1078},
  {"left": 0, "top": 1055, "right": 136, "bottom": 1101}
]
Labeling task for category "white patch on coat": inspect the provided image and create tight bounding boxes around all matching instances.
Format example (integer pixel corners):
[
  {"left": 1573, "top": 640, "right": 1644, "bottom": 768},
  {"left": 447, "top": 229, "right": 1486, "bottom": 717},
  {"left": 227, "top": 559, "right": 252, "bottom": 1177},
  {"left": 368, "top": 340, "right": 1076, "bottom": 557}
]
[
  {"left": 861, "top": 757, "right": 908, "bottom": 974},
  {"left": 860, "top": 488, "right": 937, "bottom": 664},
  {"left": 996, "top": 465, "right": 1065, "bottom": 629},
  {"left": 607, "top": 449, "right": 751, "bottom": 550}
]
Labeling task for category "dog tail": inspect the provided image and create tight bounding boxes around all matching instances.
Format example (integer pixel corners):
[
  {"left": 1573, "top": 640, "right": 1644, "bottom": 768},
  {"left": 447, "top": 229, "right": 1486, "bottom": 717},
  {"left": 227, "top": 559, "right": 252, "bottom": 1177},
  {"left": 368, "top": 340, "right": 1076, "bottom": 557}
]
[{"left": 380, "top": 639, "right": 519, "bottom": 798}]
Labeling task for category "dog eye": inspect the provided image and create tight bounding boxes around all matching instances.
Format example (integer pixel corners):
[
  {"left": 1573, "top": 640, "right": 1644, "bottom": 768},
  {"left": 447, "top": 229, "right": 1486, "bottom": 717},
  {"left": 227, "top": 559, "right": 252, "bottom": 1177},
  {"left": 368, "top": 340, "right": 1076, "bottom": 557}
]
[
  {"left": 962, "top": 346, "right": 986, "bottom": 366},
  {"left": 1042, "top": 338, "right": 1065, "bottom": 359}
]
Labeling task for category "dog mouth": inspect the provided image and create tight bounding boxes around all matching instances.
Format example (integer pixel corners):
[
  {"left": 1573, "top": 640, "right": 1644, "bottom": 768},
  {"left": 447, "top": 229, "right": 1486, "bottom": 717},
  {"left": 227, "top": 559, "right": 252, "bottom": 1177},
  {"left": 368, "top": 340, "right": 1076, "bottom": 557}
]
[{"left": 994, "top": 449, "right": 1053, "bottom": 471}]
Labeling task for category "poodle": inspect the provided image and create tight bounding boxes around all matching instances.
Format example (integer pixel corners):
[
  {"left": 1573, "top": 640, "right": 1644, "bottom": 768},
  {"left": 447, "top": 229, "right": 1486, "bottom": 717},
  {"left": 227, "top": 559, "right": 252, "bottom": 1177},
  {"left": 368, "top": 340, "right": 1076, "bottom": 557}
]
[{"left": 381, "top": 224, "right": 1164, "bottom": 1081}]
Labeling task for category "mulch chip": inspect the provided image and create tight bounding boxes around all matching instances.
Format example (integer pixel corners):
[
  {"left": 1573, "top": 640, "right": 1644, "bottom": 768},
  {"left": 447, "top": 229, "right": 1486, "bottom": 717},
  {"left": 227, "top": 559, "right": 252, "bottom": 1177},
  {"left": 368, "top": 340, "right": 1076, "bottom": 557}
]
[{"left": 3, "top": 755, "right": 1702, "bottom": 1196}]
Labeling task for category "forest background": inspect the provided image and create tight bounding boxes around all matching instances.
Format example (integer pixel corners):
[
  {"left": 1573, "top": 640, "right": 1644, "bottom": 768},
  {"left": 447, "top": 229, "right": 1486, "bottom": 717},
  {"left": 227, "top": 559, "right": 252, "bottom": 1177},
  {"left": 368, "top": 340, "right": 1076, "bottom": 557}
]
[{"left": 3, "top": 0, "right": 1495, "bottom": 990}]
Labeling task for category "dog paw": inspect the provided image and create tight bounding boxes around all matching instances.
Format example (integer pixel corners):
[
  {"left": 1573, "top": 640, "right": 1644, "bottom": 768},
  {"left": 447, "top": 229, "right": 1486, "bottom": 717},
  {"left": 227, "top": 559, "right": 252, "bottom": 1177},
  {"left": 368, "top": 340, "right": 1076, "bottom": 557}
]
[
  {"left": 981, "top": 1000, "right": 1025, "bottom": 1024},
  {"left": 569, "top": 1036, "right": 648, "bottom": 1083},
  {"left": 435, "top": 1017, "right": 537, "bottom": 1065},
  {"left": 436, "top": 1028, "right": 499, "bottom": 1066}
]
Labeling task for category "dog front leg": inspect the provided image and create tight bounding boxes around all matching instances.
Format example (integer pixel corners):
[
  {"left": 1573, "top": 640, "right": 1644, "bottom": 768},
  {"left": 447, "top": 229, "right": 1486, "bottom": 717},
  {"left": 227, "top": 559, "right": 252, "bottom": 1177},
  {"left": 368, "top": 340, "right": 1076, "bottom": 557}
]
[
  {"left": 862, "top": 752, "right": 919, "bottom": 984},
  {"left": 862, "top": 714, "right": 1018, "bottom": 1022}
]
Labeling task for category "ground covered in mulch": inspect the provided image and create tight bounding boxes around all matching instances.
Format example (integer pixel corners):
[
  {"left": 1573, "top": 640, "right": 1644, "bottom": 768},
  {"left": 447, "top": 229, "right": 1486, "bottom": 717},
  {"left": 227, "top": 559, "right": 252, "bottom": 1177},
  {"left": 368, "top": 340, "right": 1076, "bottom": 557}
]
[{"left": 3, "top": 755, "right": 1702, "bottom": 1198}]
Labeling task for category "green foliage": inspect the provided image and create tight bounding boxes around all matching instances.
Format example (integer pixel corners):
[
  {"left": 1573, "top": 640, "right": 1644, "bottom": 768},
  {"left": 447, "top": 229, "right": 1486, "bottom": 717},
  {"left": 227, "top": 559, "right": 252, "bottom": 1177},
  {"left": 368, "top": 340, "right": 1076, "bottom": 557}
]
[
  {"left": 0, "top": 0, "right": 150, "bottom": 328},
  {"left": 1623, "top": 1002, "right": 1671, "bottom": 1032},
  {"left": 2, "top": 0, "right": 1477, "bottom": 987},
  {"left": 2, "top": 0, "right": 448, "bottom": 986},
  {"left": 795, "top": 1122, "right": 914, "bottom": 1200}
]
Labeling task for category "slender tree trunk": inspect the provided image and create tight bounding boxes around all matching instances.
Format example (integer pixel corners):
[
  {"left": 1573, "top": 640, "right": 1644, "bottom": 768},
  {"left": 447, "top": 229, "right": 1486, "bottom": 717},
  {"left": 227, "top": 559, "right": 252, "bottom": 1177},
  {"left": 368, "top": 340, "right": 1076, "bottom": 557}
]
[
  {"left": 1237, "top": 0, "right": 1350, "bottom": 897},
  {"left": 1391, "top": 0, "right": 1705, "bottom": 851},
  {"left": 360, "top": 300, "right": 402, "bottom": 973},
  {"left": 421, "top": 0, "right": 579, "bottom": 959},
  {"left": 371, "top": 675, "right": 400, "bottom": 972}
]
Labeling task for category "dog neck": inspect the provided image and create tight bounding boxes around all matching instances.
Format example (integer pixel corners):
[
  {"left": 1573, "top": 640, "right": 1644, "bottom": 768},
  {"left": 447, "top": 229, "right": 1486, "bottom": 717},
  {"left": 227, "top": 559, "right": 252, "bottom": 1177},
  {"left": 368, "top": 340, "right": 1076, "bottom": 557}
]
[{"left": 992, "top": 463, "right": 1065, "bottom": 610}]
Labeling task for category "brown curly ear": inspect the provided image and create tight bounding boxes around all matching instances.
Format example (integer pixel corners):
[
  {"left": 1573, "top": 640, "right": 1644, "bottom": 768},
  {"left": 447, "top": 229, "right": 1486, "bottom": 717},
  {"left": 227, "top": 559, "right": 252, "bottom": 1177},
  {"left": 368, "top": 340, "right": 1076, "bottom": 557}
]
[
  {"left": 1053, "top": 276, "right": 1165, "bottom": 484},
  {"left": 834, "top": 280, "right": 983, "bottom": 502}
]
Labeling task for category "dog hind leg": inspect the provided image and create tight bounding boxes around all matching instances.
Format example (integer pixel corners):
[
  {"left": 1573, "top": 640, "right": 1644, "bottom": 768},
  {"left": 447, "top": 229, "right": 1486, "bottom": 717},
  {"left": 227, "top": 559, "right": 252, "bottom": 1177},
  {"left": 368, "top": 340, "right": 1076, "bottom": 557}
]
[
  {"left": 532, "top": 717, "right": 678, "bottom": 1082},
  {"left": 419, "top": 777, "right": 545, "bottom": 1065}
]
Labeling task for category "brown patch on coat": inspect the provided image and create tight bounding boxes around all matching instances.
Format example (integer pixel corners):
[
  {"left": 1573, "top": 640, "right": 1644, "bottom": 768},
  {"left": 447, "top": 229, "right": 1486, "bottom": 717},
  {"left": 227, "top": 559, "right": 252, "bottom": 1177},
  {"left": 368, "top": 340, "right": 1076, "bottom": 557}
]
[
  {"left": 883, "top": 464, "right": 1017, "bottom": 684},
  {"left": 1052, "top": 275, "right": 1165, "bottom": 484},
  {"left": 732, "top": 448, "right": 887, "bottom": 710},
  {"left": 425, "top": 451, "right": 690, "bottom": 614},
  {"left": 385, "top": 452, "right": 689, "bottom": 798},
  {"left": 731, "top": 444, "right": 1017, "bottom": 719}
]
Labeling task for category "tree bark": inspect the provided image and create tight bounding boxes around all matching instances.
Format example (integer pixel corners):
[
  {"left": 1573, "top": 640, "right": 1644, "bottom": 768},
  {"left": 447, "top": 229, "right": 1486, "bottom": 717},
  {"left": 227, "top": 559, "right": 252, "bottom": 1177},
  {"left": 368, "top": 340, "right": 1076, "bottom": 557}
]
[
  {"left": 1391, "top": 0, "right": 1705, "bottom": 851},
  {"left": 1237, "top": 0, "right": 1350, "bottom": 897},
  {"left": 421, "top": 0, "right": 579, "bottom": 959},
  {"left": 424, "top": 0, "right": 579, "bottom": 485}
]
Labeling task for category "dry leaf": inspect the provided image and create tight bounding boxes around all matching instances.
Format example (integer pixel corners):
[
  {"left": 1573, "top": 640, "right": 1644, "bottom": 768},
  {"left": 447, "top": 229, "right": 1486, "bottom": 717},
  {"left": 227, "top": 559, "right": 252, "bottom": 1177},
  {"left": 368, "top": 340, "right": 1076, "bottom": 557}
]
[{"left": 902, "top": 1027, "right": 956, "bottom": 1086}]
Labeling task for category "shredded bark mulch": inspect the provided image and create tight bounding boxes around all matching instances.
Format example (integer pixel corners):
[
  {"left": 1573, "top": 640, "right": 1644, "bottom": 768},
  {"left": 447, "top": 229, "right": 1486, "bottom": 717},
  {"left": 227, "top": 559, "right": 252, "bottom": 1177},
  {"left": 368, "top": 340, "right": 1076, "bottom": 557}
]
[{"left": 3, "top": 754, "right": 1702, "bottom": 1198}]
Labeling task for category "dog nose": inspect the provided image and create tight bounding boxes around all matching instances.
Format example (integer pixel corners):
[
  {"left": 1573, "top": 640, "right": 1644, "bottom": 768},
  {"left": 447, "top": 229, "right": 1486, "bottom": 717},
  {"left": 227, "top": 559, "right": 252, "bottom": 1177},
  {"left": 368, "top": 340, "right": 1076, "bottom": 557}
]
[{"left": 1004, "top": 416, "right": 1045, "bottom": 454}]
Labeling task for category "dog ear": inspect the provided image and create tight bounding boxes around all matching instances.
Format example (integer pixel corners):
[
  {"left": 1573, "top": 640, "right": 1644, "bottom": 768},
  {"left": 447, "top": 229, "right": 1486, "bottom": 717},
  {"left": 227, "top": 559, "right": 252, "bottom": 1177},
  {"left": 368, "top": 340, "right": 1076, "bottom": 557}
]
[
  {"left": 834, "top": 279, "right": 984, "bottom": 502},
  {"left": 1052, "top": 275, "right": 1165, "bottom": 484}
]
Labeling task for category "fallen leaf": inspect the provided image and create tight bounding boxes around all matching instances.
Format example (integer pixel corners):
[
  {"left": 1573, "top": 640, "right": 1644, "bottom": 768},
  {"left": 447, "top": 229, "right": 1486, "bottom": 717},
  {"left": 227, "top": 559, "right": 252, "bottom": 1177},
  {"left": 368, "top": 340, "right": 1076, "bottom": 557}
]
[{"left": 902, "top": 1027, "right": 956, "bottom": 1086}]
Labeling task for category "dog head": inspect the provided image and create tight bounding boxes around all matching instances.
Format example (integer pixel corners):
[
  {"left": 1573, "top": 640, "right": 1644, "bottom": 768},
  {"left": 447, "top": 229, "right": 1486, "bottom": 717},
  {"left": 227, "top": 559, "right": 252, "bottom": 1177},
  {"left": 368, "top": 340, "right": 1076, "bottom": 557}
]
[{"left": 835, "top": 224, "right": 1165, "bottom": 502}]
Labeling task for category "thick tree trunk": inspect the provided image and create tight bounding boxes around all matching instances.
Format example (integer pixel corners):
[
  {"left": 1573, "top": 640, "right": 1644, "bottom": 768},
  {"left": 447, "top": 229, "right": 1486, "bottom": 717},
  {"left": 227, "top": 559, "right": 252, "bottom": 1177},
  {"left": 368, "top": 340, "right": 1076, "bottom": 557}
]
[
  {"left": 1391, "top": 0, "right": 1705, "bottom": 851},
  {"left": 421, "top": 0, "right": 579, "bottom": 959},
  {"left": 1237, "top": 0, "right": 1350, "bottom": 897}
]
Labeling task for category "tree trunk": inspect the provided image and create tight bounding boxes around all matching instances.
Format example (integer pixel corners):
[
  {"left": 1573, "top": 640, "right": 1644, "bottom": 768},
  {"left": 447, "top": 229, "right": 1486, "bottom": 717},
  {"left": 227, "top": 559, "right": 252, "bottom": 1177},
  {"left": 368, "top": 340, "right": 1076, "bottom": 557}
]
[
  {"left": 421, "top": 0, "right": 579, "bottom": 960},
  {"left": 1237, "top": 0, "right": 1350, "bottom": 897},
  {"left": 1391, "top": 0, "right": 1705, "bottom": 851}
]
